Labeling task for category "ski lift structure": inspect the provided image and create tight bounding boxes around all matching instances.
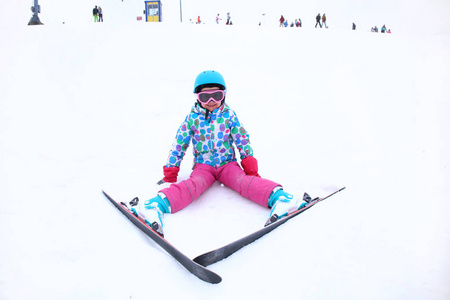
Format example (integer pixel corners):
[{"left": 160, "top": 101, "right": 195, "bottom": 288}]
[{"left": 28, "top": 0, "right": 43, "bottom": 25}]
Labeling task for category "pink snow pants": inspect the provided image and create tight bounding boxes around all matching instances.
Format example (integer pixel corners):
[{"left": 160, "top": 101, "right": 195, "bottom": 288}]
[{"left": 160, "top": 162, "right": 280, "bottom": 213}]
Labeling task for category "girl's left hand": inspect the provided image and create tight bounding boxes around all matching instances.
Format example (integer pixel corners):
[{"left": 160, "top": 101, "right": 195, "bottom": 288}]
[{"left": 241, "top": 156, "right": 260, "bottom": 177}]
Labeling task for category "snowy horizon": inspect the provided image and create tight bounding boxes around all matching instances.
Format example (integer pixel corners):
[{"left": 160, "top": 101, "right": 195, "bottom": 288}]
[{"left": 3, "top": 0, "right": 450, "bottom": 34}]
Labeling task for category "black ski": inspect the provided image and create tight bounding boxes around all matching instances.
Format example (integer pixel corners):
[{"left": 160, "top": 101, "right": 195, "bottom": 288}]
[
  {"left": 102, "top": 190, "right": 222, "bottom": 284},
  {"left": 193, "top": 187, "right": 346, "bottom": 267}
]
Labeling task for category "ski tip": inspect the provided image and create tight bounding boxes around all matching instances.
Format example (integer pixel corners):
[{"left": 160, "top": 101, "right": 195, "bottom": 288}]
[
  {"left": 205, "top": 274, "right": 222, "bottom": 284},
  {"left": 193, "top": 256, "right": 204, "bottom": 265},
  {"left": 335, "top": 186, "right": 346, "bottom": 194},
  {"left": 102, "top": 190, "right": 112, "bottom": 199}
]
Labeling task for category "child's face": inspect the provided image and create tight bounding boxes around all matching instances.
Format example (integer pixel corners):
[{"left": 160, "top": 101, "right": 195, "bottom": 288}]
[{"left": 199, "top": 86, "right": 223, "bottom": 112}]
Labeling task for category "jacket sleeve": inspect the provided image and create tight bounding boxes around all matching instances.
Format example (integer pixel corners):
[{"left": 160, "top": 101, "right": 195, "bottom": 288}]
[
  {"left": 165, "top": 115, "right": 193, "bottom": 167},
  {"left": 229, "top": 111, "right": 254, "bottom": 160}
]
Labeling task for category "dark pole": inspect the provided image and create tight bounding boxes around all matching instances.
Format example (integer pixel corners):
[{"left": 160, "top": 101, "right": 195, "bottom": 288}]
[
  {"left": 28, "top": 0, "right": 43, "bottom": 25},
  {"left": 179, "top": 0, "right": 182, "bottom": 22}
]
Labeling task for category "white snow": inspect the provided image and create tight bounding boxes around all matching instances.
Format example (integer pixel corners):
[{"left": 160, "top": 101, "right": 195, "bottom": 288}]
[{"left": 1, "top": 0, "right": 449, "bottom": 299}]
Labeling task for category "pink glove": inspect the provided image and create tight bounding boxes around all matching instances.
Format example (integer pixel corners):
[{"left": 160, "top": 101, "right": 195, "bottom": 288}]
[
  {"left": 241, "top": 156, "right": 261, "bottom": 177},
  {"left": 161, "top": 166, "right": 180, "bottom": 183}
]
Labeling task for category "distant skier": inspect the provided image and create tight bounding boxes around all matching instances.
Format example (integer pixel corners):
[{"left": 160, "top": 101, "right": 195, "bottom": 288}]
[
  {"left": 352, "top": 22, "right": 356, "bottom": 30},
  {"left": 381, "top": 25, "right": 386, "bottom": 33},
  {"left": 98, "top": 6, "right": 103, "bottom": 22},
  {"left": 279, "top": 15, "right": 285, "bottom": 27},
  {"left": 322, "top": 13, "right": 328, "bottom": 28},
  {"left": 315, "top": 13, "right": 322, "bottom": 28},
  {"left": 130, "top": 70, "right": 309, "bottom": 236},
  {"left": 93, "top": 6, "right": 99, "bottom": 22},
  {"left": 216, "top": 13, "right": 221, "bottom": 24},
  {"left": 226, "top": 12, "right": 231, "bottom": 25},
  {"left": 197, "top": 16, "right": 201, "bottom": 24}
]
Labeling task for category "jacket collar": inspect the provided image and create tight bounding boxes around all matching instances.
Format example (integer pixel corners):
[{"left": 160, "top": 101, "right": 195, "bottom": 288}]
[{"left": 192, "top": 102, "right": 229, "bottom": 117}]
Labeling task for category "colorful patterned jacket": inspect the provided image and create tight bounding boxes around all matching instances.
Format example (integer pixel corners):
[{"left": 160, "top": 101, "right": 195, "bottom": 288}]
[{"left": 165, "top": 103, "right": 254, "bottom": 168}]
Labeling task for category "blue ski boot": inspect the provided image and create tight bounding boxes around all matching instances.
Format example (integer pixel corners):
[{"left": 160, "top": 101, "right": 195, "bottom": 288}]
[
  {"left": 266, "top": 187, "right": 309, "bottom": 226},
  {"left": 130, "top": 193, "right": 171, "bottom": 237}
]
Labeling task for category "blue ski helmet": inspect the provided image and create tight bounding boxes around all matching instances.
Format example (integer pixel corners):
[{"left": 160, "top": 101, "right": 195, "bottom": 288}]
[{"left": 193, "top": 70, "right": 227, "bottom": 93}]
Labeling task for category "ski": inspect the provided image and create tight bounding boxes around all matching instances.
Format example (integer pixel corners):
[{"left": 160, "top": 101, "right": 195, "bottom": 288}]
[
  {"left": 102, "top": 190, "right": 222, "bottom": 284},
  {"left": 193, "top": 187, "right": 346, "bottom": 267}
]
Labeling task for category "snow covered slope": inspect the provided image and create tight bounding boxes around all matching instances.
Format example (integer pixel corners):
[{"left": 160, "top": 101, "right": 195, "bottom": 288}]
[{"left": 0, "top": 0, "right": 449, "bottom": 299}]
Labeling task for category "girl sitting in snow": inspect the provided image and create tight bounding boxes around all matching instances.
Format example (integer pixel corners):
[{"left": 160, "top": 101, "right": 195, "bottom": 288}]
[{"left": 132, "top": 70, "right": 307, "bottom": 236}]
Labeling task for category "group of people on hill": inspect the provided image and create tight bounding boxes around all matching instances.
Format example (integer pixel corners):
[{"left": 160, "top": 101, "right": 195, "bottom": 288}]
[
  {"left": 278, "top": 13, "right": 391, "bottom": 32},
  {"left": 93, "top": 6, "right": 103, "bottom": 22},
  {"left": 194, "top": 13, "right": 232, "bottom": 25},
  {"left": 279, "top": 15, "right": 302, "bottom": 27},
  {"left": 315, "top": 13, "right": 328, "bottom": 28},
  {"left": 371, "top": 25, "right": 391, "bottom": 33},
  {"left": 216, "top": 12, "right": 233, "bottom": 25},
  {"left": 279, "top": 13, "right": 327, "bottom": 28},
  {"left": 92, "top": 5, "right": 390, "bottom": 32}
]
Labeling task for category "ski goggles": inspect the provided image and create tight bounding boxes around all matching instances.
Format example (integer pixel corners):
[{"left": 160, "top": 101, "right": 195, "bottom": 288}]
[{"left": 196, "top": 89, "right": 226, "bottom": 104}]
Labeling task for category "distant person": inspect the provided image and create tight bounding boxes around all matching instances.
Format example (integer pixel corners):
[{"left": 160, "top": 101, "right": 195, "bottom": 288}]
[
  {"left": 381, "top": 25, "right": 386, "bottom": 33},
  {"left": 216, "top": 13, "right": 221, "bottom": 24},
  {"left": 387, "top": 29, "right": 391, "bottom": 33},
  {"left": 352, "top": 22, "right": 356, "bottom": 30},
  {"left": 197, "top": 16, "right": 201, "bottom": 24},
  {"left": 322, "top": 13, "right": 328, "bottom": 28},
  {"left": 284, "top": 19, "right": 288, "bottom": 27},
  {"left": 226, "top": 12, "right": 231, "bottom": 25},
  {"left": 315, "top": 13, "right": 322, "bottom": 28},
  {"left": 93, "top": 6, "right": 99, "bottom": 22},
  {"left": 98, "top": 6, "right": 103, "bottom": 22},
  {"left": 279, "top": 15, "right": 285, "bottom": 27}
]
